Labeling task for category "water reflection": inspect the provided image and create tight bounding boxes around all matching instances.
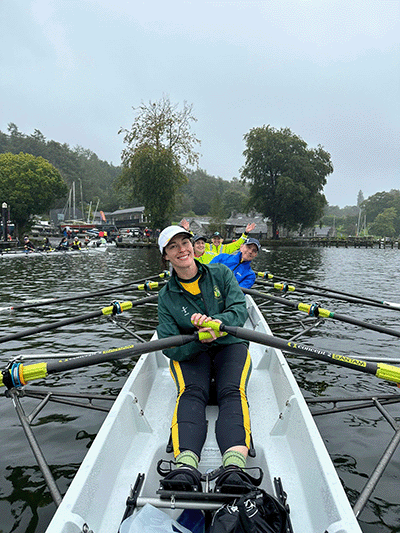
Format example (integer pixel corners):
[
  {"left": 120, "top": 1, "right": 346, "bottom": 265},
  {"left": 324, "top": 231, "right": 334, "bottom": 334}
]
[
  {"left": 2, "top": 463, "right": 79, "bottom": 533},
  {"left": 1, "top": 247, "right": 400, "bottom": 532}
]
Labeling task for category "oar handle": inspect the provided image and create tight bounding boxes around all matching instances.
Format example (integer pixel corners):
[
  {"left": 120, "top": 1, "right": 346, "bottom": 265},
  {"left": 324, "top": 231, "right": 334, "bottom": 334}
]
[
  {"left": 272, "top": 282, "right": 295, "bottom": 293},
  {"left": 257, "top": 272, "right": 274, "bottom": 279},
  {"left": 297, "top": 302, "right": 334, "bottom": 318},
  {"left": 199, "top": 320, "right": 223, "bottom": 333},
  {"left": 136, "top": 281, "right": 162, "bottom": 291}
]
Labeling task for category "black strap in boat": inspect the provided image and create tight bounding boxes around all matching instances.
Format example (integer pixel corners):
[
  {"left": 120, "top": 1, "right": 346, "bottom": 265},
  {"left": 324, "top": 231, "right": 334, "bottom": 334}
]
[
  {"left": 157, "top": 459, "right": 176, "bottom": 476},
  {"left": 118, "top": 472, "right": 145, "bottom": 530},
  {"left": 274, "top": 477, "right": 294, "bottom": 533},
  {"left": 207, "top": 464, "right": 263, "bottom": 486}
]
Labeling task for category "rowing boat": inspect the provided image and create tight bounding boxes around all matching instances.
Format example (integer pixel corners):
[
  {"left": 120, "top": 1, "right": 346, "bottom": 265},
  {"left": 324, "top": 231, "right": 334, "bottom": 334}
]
[
  {"left": 0, "top": 248, "right": 97, "bottom": 259},
  {"left": 86, "top": 240, "right": 117, "bottom": 249},
  {"left": 44, "top": 295, "right": 362, "bottom": 533}
]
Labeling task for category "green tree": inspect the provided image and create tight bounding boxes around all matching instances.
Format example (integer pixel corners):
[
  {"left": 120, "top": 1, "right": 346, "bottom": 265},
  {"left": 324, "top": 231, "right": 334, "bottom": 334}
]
[
  {"left": 118, "top": 96, "right": 200, "bottom": 227},
  {"left": 362, "top": 191, "right": 393, "bottom": 222},
  {"left": 369, "top": 207, "right": 397, "bottom": 238},
  {"left": 241, "top": 125, "right": 333, "bottom": 238},
  {"left": 339, "top": 215, "right": 358, "bottom": 236},
  {"left": 362, "top": 190, "right": 400, "bottom": 235},
  {"left": 1, "top": 124, "right": 122, "bottom": 211},
  {"left": 118, "top": 145, "right": 187, "bottom": 228},
  {"left": 183, "top": 169, "right": 221, "bottom": 216},
  {"left": 175, "top": 170, "right": 249, "bottom": 218},
  {"left": 0, "top": 152, "right": 68, "bottom": 235},
  {"left": 208, "top": 193, "right": 227, "bottom": 235}
]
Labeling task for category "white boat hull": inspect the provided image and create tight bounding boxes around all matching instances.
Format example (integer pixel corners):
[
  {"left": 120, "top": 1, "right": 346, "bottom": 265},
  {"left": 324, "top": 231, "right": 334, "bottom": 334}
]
[
  {"left": 45, "top": 295, "right": 362, "bottom": 533},
  {"left": 0, "top": 249, "right": 91, "bottom": 259}
]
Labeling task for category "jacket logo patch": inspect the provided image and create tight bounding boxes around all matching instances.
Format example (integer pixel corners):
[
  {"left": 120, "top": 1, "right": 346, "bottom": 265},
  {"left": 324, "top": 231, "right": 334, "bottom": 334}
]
[
  {"left": 181, "top": 306, "right": 189, "bottom": 316},
  {"left": 213, "top": 286, "right": 221, "bottom": 299}
]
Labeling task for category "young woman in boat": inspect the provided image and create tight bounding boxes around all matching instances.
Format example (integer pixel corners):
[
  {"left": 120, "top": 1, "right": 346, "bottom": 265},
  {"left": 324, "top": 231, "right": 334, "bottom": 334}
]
[{"left": 156, "top": 225, "right": 255, "bottom": 492}]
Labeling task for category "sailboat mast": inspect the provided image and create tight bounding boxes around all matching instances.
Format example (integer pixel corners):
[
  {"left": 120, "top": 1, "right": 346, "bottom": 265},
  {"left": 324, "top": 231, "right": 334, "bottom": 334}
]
[
  {"left": 87, "top": 201, "right": 92, "bottom": 223},
  {"left": 92, "top": 199, "right": 100, "bottom": 224},
  {"left": 72, "top": 182, "right": 76, "bottom": 221},
  {"left": 79, "top": 179, "right": 84, "bottom": 221}
]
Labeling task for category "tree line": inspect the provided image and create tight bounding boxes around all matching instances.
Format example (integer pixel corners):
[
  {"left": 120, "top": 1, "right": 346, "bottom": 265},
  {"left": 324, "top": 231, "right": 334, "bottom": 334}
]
[
  {"left": 322, "top": 190, "right": 400, "bottom": 238},
  {"left": 117, "top": 97, "right": 332, "bottom": 233},
  {"left": 0, "top": 121, "right": 250, "bottom": 232},
  {"left": 2, "top": 98, "right": 397, "bottom": 239},
  {"left": 0, "top": 124, "right": 122, "bottom": 211}
]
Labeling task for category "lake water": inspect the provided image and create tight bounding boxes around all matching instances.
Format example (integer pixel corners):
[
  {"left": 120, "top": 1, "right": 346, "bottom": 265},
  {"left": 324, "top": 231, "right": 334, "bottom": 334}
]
[{"left": 0, "top": 245, "right": 399, "bottom": 532}]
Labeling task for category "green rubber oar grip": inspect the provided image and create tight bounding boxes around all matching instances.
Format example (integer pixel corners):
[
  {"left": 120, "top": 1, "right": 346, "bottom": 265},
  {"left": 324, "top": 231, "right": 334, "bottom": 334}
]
[{"left": 192, "top": 320, "right": 227, "bottom": 341}]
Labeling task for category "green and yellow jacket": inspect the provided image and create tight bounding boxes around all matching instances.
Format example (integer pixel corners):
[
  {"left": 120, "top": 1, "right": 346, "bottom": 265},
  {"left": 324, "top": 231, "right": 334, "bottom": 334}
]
[
  {"left": 156, "top": 261, "right": 248, "bottom": 361},
  {"left": 201, "top": 233, "right": 248, "bottom": 264}
]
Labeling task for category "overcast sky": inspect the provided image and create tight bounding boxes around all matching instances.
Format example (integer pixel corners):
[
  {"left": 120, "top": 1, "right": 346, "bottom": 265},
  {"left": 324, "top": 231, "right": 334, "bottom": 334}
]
[{"left": 1, "top": 0, "right": 399, "bottom": 208}]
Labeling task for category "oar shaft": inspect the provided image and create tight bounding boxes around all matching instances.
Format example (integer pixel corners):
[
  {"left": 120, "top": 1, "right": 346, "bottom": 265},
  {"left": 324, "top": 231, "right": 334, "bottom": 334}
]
[
  {"left": 0, "top": 309, "right": 104, "bottom": 344},
  {"left": 217, "top": 324, "right": 400, "bottom": 384},
  {"left": 255, "top": 279, "right": 395, "bottom": 311},
  {"left": 243, "top": 288, "right": 400, "bottom": 339},
  {"left": 2, "top": 272, "right": 168, "bottom": 312},
  {"left": 257, "top": 272, "right": 397, "bottom": 309},
  {"left": 46, "top": 335, "right": 194, "bottom": 373},
  {"left": 1, "top": 334, "right": 197, "bottom": 388},
  {"left": 0, "top": 296, "right": 158, "bottom": 344}
]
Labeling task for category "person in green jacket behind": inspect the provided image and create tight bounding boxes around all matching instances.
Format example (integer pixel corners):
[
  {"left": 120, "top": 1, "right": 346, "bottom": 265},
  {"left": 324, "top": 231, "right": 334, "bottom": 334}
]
[
  {"left": 180, "top": 220, "right": 256, "bottom": 264},
  {"left": 206, "top": 222, "right": 255, "bottom": 260},
  {"left": 156, "top": 224, "right": 257, "bottom": 493}
]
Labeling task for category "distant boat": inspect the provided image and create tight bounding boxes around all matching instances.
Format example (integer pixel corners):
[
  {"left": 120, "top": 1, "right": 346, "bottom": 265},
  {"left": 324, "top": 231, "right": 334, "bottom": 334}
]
[{"left": 60, "top": 221, "right": 99, "bottom": 232}]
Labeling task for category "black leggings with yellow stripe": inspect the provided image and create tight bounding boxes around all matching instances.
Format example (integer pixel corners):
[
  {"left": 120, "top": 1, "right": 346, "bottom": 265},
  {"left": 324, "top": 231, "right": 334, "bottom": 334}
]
[{"left": 169, "top": 343, "right": 251, "bottom": 459}]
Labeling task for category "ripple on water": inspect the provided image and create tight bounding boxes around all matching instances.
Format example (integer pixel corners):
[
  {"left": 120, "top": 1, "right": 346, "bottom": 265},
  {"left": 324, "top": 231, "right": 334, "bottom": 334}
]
[{"left": 1, "top": 246, "right": 400, "bottom": 532}]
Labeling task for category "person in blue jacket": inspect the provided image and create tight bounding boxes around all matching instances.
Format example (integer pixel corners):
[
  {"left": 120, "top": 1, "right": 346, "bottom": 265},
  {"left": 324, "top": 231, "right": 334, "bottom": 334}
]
[{"left": 210, "top": 238, "right": 261, "bottom": 288}]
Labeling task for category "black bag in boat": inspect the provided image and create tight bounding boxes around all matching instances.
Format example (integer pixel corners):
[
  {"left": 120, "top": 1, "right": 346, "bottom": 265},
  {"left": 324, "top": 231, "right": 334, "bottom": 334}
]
[{"left": 209, "top": 488, "right": 289, "bottom": 533}]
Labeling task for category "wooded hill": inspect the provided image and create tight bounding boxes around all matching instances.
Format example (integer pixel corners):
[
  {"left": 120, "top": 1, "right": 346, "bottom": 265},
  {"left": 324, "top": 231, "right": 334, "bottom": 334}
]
[
  {"left": 3, "top": 124, "right": 399, "bottom": 239},
  {"left": 0, "top": 124, "right": 250, "bottom": 220},
  {"left": 0, "top": 124, "right": 122, "bottom": 211}
]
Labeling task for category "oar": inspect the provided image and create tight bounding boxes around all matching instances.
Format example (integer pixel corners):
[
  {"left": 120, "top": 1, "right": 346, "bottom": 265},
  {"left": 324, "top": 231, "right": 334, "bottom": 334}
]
[
  {"left": 257, "top": 272, "right": 400, "bottom": 310},
  {"left": 0, "top": 333, "right": 197, "bottom": 389},
  {"left": 198, "top": 320, "right": 400, "bottom": 385},
  {"left": 0, "top": 272, "right": 169, "bottom": 313},
  {"left": 0, "top": 296, "right": 158, "bottom": 344},
  {"left": 254, "top": 279, "right": 400, "bottom": 311},
  {"left": 242, "top": 287, "right": 400, "bottom": 339}
]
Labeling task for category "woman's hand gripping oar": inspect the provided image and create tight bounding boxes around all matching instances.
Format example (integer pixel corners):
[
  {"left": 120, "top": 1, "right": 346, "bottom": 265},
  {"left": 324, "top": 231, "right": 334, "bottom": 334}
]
[
  {"left": 197, "top": 319, "right": 400, "bottom": 385},
  {"left": 191, "top": 313, "right": 227, "bottom": 343}
]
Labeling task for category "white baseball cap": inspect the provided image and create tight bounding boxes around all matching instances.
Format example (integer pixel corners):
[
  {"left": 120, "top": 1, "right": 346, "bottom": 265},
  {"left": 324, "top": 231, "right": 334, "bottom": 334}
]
[{"left": 158, "top": 226, "right": 192, "bottom": 253}]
